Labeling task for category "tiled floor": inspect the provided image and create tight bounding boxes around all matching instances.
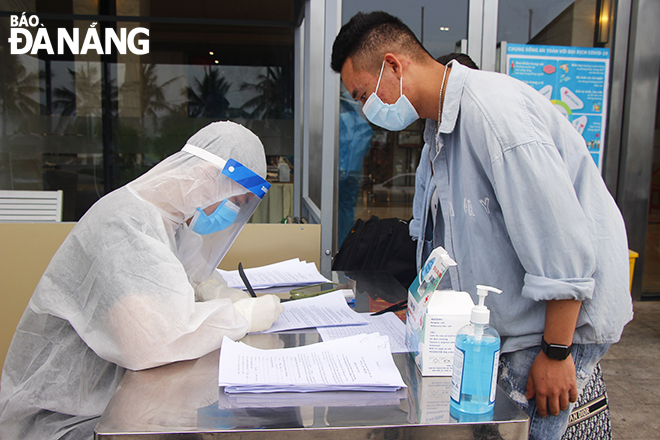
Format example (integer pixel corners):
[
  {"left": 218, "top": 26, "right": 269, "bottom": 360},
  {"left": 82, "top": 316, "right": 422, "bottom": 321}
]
[{"left": 601, "top": 300, "right": 660, "bottom": 439}]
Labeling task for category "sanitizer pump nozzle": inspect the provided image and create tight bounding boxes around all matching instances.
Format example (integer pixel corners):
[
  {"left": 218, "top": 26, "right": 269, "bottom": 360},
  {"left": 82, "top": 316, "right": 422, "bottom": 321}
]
[{"left": 471, "top": 285, "right": 501, "bottom": 340}]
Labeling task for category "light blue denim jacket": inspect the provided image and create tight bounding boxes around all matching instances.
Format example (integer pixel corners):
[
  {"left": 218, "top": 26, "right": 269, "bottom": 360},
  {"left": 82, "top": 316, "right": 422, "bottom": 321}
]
[{"left": 410, "top": 61, "right": 633, "bottom": 353}]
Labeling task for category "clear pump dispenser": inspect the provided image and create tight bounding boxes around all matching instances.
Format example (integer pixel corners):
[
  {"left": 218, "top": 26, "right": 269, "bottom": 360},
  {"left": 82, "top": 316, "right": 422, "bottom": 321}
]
[{"left": 450, "top": 285, "right": 502, "bottom": 418}]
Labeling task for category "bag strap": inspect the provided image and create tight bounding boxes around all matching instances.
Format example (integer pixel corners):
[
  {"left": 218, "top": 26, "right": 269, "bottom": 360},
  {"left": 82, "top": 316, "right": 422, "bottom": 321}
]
[{"left": 567, "top": 394, "right": 608, "bottom": 427}]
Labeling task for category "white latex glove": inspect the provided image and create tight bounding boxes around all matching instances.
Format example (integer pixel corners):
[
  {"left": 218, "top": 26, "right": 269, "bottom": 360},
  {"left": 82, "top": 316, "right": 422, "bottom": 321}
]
[
  {"left": 233, "top": 295, "right": 285, "bottom": 333},
  {"left": 195, "top": 279, "right": 250, "bottom": 303}
]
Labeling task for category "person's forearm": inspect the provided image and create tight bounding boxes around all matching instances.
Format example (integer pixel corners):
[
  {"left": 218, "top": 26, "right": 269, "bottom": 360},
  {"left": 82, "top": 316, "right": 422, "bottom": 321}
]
[
  {"left": 543, "top": 299, "right": 582, "bottom": 345},
  {"left": 525, "top": 298, "right": 583, "bottom": 417}
]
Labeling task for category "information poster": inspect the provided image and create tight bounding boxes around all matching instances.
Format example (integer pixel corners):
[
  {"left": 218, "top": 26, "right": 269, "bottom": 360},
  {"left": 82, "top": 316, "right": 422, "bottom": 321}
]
[{"left": 506, "top": 43, "right": 610, "bottom": 171}]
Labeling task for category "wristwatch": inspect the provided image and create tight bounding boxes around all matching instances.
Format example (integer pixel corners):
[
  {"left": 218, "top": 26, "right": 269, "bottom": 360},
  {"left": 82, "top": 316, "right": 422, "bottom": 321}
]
[{"left": 541, "top": 337, "right": 572, "bottom": 360}]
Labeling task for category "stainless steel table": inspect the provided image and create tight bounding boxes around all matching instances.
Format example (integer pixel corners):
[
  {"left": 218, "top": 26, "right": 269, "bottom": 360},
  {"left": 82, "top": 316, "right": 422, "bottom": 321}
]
[{"left": 95, "top": 272, "right": 529, "bottom": 439}]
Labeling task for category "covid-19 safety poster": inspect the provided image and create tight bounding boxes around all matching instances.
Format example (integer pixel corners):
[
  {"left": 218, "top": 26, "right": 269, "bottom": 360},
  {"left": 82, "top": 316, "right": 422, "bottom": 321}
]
[{"left": 505, "top": 43, "right": 610, "bottom": 171}]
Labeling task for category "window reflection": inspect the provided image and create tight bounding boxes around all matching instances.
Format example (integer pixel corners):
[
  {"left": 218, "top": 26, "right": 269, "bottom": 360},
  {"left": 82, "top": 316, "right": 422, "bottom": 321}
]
[
  {"left": 352, "top": 122, "right": 424, "bottom": 229},
  {"left": 339, "top": 1, "right": 468, "bottom": 245},
  {"left": 0, "top": 2, "right": 297, "bottom": 222}
]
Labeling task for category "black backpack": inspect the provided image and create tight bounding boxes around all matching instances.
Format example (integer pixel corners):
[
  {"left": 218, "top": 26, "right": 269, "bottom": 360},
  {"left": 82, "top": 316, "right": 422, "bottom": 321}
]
[{"left": 332, "top": 215, "right": 417, "bottom": 289}]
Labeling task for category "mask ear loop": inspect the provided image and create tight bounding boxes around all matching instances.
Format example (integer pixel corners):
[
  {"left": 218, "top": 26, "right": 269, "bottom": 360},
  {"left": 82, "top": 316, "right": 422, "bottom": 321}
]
[
  {"left": 374, "top": 59, "right": 386, "bottom": 94},
  {"left": 375, "top": 59, "right": 403, "bottom": 99}
]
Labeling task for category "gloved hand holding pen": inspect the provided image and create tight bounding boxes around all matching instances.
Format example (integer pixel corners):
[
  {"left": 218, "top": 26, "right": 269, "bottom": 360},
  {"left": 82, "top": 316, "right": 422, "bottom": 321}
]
[{"left": 233, "top": 295, "right": 285, "bottom": 333}]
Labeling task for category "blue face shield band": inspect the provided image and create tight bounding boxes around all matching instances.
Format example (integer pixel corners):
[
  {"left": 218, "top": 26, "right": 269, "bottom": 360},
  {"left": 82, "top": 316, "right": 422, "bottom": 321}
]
[
  {"left": 178, "top": 143, "right": 271, "bottom": 285},
  {"left": 362, "top": 60, "right": 420, "bottom": 131},
  {"left": 190, "top": 199, "right": 240, "bottom": 235}
]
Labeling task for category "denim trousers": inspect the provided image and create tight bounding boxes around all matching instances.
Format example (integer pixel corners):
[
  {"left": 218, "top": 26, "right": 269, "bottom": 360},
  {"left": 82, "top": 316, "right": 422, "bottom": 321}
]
[{"left": 498, "top": 343, "right": 611, "bottom": 440}]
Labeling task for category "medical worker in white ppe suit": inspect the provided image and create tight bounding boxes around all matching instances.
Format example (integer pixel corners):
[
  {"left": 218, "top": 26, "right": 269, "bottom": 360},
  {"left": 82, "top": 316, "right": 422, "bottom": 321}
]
[{"left": 0, "top": 121, "right": 284, "bottom": 439}]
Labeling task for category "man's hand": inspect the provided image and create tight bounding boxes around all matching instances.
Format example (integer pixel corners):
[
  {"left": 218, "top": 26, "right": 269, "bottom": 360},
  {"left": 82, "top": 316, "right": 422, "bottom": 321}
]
[{"left": 526, "top": 351, "right": 578, "bottom": 417}]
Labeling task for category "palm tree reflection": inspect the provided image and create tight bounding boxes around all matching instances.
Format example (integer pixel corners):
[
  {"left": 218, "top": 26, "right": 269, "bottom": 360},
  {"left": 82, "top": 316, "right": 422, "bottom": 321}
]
[
  {"left": 0, "top": 51, "right": 41, "bottom": 116},
  {"left": 120, "top": 64, "right": 179, "bottom": 129},
  {"left": 239, "top": 66, "right": 292, "bottom": 120},
  {"left": 185, "top": 67, "right": 233, "bottom": 119}
]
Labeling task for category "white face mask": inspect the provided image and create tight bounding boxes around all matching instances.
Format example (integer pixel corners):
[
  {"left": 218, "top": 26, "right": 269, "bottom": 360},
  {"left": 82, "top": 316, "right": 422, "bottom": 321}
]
[{"left": 362, "top": 60, "right": 420, "bottom": 131}]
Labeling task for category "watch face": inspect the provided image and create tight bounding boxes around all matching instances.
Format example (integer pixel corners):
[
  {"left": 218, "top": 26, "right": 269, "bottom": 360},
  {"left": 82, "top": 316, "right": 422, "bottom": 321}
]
[
  {"left": 542, "top": 338, "right": 571, "bottom": 360},
  {"left": 546, "top": 344, "right": 570, "bottom": 360}
]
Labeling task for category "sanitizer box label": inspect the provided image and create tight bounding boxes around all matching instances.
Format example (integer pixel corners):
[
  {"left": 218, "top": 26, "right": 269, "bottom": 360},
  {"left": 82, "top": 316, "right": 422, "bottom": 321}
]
[{"left": 406, "top": 289, "right": 474, "bottom": 376}]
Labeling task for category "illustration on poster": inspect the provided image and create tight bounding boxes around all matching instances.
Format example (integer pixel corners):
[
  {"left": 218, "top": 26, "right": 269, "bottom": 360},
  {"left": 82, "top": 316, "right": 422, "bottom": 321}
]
[{"left": 506, "top": 43, "right": 609, "bottom": 170}]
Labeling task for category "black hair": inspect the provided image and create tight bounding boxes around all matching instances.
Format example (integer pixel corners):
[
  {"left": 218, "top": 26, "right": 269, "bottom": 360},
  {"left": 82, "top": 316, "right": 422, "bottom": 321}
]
[
  {"left": 436, "top": 53, "right": 479, "bottom": 70},
  {"left": 331, "top": 11, "right": 430, "bottom": 74}
]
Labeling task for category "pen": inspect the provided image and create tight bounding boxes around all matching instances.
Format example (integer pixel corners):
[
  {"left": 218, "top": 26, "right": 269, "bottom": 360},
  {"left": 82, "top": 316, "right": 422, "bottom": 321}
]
[
  {"left": 370, "top": 299, "right": 407, "bottom": 316},
  {"left": 238, "top": 262, "right": 257, "bottom": 298}
]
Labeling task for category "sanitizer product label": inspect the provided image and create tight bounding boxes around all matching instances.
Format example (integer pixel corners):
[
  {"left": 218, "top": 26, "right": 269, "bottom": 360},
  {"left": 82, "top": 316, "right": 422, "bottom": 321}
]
[
  {"left": 450, "top": 346, "right": 465, "bottom": 402},
  {"left": 490, "top": 349, "right": 500, "bottom": 404}
]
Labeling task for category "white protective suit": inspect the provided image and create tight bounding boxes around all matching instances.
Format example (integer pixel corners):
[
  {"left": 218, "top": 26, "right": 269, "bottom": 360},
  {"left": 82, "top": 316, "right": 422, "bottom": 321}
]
[{"left": 0, "top": 121, "right": 282, "bottom": 439}]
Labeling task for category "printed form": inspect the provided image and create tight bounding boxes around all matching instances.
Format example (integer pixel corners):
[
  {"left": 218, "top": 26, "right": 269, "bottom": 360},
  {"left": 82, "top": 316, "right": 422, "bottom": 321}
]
[
  {"left": 218, "top": 333, "right": 407, "bottom": 393},
  {"left": 217, "top": 258, "right": 330, "bottom": 289},
  {"left": 260, "top": 290, "right": 368, "bottom": 333},
  {"left": 317, "top": 312, "right": 407, "bottom": 353}
]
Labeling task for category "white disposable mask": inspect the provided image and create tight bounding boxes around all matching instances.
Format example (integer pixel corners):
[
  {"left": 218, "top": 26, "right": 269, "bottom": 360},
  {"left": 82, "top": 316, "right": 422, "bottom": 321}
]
[{"left": 362, "top": 60, "right": 420, "bottom": 131}]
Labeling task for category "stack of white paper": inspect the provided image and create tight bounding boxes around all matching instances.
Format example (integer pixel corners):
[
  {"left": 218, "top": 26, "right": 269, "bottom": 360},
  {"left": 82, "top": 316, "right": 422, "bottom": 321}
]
[
  {"left": 261, "top": 290, "right": 368, "bottom": 333},
  {"left": 218, "top": 333, "right": 407, "bottom": 393},
  {"left": 317, "top": 312, "right": 408, "bottom": 353},
  {"left": 223, "top": 388, "right": 408, "bottom": 408},
  {"left": 217, "top": 258, "right": 331, "bottom": 290}
]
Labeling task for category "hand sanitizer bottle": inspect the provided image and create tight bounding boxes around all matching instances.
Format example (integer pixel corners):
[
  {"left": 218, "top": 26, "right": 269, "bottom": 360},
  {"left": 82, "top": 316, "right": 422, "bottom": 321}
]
[{"left": 450, "top": 285, "right": 502, "bottom": 417}]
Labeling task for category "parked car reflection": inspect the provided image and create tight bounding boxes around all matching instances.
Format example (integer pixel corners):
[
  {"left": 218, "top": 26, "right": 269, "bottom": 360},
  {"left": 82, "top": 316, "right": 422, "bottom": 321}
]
[{"left": 372, "top": 173, "right": 416, "bottom": 204}]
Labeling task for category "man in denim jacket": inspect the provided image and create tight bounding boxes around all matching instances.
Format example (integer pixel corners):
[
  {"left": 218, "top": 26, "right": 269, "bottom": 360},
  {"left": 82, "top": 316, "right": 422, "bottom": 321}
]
[{"left": 331, "top": 11, "right": 632, "bottom": 440}]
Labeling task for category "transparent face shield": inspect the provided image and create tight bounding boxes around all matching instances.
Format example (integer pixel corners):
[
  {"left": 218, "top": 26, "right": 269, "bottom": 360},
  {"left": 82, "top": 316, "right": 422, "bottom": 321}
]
[{"left": 176, "top": 145, "right": 270, "bottom": 287}]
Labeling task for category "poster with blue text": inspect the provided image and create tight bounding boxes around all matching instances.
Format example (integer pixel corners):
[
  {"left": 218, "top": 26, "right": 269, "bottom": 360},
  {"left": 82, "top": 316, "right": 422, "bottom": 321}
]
[{"left": 506, "top": 43, "right": 610, "bottom": 171}]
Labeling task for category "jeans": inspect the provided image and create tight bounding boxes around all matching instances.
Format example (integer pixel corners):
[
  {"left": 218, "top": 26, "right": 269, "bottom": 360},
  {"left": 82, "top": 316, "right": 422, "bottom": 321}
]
[{"left": 498, "top": 343, "right": 610, "bottom": 440}]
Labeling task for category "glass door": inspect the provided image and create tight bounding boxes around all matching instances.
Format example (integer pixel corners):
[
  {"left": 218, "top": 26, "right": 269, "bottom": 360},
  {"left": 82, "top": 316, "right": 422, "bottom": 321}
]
[{"left": 337, "top": 0, "right": 470, "bottom": 245}]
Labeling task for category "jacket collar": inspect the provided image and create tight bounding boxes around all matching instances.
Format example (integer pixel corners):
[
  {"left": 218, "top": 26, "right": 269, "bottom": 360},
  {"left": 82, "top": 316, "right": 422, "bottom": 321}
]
[{"left": 422, "top": 59, "right": 469, "bottom": 147}]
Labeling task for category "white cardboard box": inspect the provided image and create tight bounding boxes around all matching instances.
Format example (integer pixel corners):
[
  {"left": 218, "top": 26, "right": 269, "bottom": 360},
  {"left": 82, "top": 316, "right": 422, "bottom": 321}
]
[{"left": 406, "top": 289, "right": 474, "bottom": 376}]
